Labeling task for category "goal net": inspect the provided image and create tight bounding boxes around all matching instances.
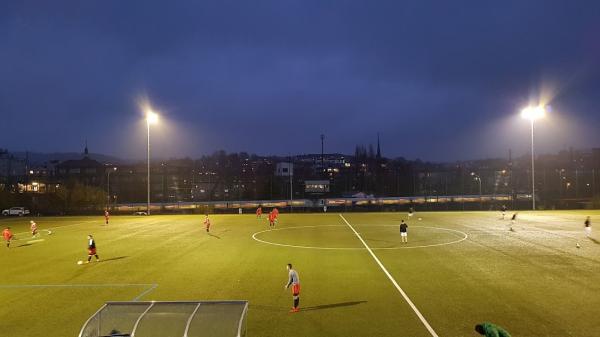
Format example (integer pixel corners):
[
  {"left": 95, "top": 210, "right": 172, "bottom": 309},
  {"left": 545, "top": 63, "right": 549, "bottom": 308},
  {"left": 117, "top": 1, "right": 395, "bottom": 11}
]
[{"left": 78, "top": 301, "right": 248, "bottom": 337}]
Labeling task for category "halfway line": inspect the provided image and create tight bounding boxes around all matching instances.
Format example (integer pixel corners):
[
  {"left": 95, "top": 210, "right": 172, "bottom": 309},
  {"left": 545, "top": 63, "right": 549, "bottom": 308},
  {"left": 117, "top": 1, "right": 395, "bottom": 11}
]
[{"left": 339, "top": 214, "right": 440, "bottom": 337}]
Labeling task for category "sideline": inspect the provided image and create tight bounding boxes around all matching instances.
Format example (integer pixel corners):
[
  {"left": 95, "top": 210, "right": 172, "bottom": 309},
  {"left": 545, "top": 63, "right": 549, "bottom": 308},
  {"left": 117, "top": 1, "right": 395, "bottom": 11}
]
[{"left": 0, "top": 283, "right": 158, "bottom": 301}]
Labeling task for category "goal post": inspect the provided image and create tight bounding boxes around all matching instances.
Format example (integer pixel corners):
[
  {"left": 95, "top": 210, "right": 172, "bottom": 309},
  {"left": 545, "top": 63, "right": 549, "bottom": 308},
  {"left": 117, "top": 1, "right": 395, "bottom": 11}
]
[{"left": 78, "top": 301, "right": 248, "bottom": 337}]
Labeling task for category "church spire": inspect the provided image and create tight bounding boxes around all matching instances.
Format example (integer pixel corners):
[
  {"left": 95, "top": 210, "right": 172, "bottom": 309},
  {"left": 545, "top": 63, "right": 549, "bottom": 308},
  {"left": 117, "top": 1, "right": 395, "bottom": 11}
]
[{"left": 84, "top": 140, "right": 89, "bottom": 157}]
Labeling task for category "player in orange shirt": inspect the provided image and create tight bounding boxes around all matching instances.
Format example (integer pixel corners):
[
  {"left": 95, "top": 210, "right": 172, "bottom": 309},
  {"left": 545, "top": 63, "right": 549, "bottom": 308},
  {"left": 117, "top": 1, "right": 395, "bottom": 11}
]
[
  {"left": 272, "top": 207, "right": 279, "bottom": 225},
  {"left": 268, "top": 211, "right": 276, "bottom": 229},
  {"left": 256, "top": 206, "right": 262, "bottom": 218},
  {"left": 3, "top": 227, "right": 13, "bottom": 248},
  {"left": 204, "top": 214, "right": 211, "bottom": 233}
]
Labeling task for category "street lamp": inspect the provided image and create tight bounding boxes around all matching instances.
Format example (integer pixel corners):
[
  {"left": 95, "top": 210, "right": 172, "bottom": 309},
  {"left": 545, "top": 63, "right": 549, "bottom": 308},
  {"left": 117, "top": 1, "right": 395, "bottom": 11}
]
[
  {"left": 107, "top": 167, "right": 117, "bottom": 209},
  {"left": 471, "top": 172, "right": 482, "bottom": 210},
  {"left": 146, "top": 110, "right": 159, "bottom": 215},
  {"left": 521, "top": 105, "right": 546, "bottom": 210}
]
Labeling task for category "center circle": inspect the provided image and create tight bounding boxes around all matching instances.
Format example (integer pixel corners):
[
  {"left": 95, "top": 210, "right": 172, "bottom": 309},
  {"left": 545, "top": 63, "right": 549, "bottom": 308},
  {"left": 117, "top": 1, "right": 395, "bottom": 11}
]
[{"left": 252, "top": 225, "right": 468, "bottom": 250}]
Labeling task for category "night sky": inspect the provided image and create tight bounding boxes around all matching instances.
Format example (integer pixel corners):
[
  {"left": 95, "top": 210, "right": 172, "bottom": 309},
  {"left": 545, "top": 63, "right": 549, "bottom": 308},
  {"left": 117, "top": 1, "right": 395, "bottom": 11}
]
[{"left": 1, "top": 1, "right": 599, "bottom": 161}]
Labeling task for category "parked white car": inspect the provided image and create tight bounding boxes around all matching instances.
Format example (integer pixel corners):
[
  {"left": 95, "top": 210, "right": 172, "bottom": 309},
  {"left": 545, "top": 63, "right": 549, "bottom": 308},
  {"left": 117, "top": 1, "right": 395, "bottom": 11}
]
[{"left": 2, "top": 207, "right": 30, "bottom": 216}]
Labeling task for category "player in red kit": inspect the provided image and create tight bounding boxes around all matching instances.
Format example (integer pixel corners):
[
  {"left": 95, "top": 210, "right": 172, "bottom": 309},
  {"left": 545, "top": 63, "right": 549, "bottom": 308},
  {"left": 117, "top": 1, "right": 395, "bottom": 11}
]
[
  {"left": 268, "top": 211, "right": 276, "bottom": 229},
  {"left": 272, "top": 207, "right": 279, "bottom": 225},
  {"left": 3, "top": 227, "right": 13, "bottom": 248},
  {"left": 256, "top": 206, "right": 262, "bottom": 218}
]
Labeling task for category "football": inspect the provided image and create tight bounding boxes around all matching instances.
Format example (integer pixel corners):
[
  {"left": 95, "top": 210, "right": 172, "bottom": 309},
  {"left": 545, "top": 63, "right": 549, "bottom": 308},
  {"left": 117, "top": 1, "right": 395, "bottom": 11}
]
[{"left": 77, "top": 260, "right": 83, "bottom": 265}]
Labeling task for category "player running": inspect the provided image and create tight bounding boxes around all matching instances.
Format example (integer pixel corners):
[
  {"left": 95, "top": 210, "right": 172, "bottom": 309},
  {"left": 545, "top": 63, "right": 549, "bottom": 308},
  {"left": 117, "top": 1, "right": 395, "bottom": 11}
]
[
  {"left": 204, "top": 214, "right": 211, "bottom": 233},
  {"left": 500, "top": 205, "right": 507, "bottom": 220},
  {"left": 510, "top": 213, "right": 517, "bottom": 231},
  {"left": 104, "top": 209, "right": 110, "bottom": 225},
  {"left": 475, "top": 322, "right": 511, "bottom": 337},
  {"left": 400, "top": 220, "right": 408, "bottom": 243},
  {"left": 86, "top": 235, "right": 100, "bottom": 263},
  {"left": 585, "top": 216, "right": 592, "bottom": 238},
  {"left": 284, "top": 263, "right": 301, "bottom": 313},
  {"left": 30, "top": 220, "right": 38, "bottom": 238},
  {"left": 256, "top": 206, "right": 262, "bottom": 218},
  {"left": 3, "top": 227, "right": 13, "bottom": 248},
  {"left": 408, "top": 207, "right": 414, "bottom": 218}
]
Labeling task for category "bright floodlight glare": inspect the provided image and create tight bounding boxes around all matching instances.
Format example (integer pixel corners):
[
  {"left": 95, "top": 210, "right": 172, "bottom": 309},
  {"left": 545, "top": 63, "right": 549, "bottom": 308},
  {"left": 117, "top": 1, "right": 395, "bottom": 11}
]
[
  {"left": 521, "top": 106, "right": 546, "bottom": 121},
  {"left": 146, "top": 111, "right": 159, "bottom": 124}
]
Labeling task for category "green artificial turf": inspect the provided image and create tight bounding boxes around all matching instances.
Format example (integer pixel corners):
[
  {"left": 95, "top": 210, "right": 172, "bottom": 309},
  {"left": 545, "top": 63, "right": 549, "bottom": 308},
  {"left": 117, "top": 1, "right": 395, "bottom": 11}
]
[{"left": 1, "top": 211, "right": 599, "bottom": 336}]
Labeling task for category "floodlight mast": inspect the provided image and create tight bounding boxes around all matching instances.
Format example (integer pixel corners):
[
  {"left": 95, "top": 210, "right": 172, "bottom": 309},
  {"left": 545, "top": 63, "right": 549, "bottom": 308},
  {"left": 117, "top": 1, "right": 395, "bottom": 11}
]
[
  {"left": 520, "top": 106, "right": 545, "bottom": 210},
  {"left": 146, "top": 111, "right": 159, "bottom": 215}
]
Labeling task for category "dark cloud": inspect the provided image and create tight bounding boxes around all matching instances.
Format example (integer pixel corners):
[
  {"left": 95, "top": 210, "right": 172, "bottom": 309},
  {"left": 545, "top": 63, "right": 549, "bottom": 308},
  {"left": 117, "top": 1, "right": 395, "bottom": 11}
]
[{"left": 1, "top": 0, "right": 599, "bottom": 161}]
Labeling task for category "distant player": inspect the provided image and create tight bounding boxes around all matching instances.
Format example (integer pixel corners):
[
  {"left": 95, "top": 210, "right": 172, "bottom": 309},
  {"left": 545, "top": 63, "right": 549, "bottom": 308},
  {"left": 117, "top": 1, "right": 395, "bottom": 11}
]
[
  {"left": 475, "top": 322, "right": 511, "bottom": 337},
  {"left": 268, "top": 211, "right": 276, "bottom": 229},
  {"left": 204, "top": 214, "right": 211, "bottom": 233},
  {"left": 408, "top": 207, "right": 414, "bottom": 218},
  {"left": 284, "top": 263, "right": 300, "bottom": 313},
  {"left": 86, "top": 234, "right": 100, "bottom": 263},
  {"left": 3, "top": 227, "right": 13, "bottom": 248},
  {"left": 400, "top": 220, "right": 408, "bottom": 243},
  {"left": 510, "top": 213, "right": 517, "bottom": 231},
  {"left": 500, "top": 205, "right": 507, "bottom": 220},
  {"left": 104, "top": 209, "right": 110, "bottom": 225},
  {"left": 30, "top": 220, "right": 38, "bottom": 238},
  {"left": 585, "top": 216, "right": 591, "bottom": 238},
  {"left": 256, "top": 206, "right": 262, "bottom": 218}
]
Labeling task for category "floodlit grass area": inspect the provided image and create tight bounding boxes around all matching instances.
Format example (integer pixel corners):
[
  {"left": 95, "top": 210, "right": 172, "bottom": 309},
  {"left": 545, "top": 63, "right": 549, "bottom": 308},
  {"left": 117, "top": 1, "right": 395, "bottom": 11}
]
[{"left": 1, "top": 210, "right": 600, "bottom": 337}]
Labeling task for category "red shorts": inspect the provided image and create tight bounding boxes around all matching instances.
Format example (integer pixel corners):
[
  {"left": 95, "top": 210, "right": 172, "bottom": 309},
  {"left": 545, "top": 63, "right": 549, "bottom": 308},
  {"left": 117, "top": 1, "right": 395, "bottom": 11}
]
[
  {"left": 291, "top": 284, "right": 300, "bottom": 296},
  {"left": 88, "top": 248, "right": 97, "bottom": 255}
]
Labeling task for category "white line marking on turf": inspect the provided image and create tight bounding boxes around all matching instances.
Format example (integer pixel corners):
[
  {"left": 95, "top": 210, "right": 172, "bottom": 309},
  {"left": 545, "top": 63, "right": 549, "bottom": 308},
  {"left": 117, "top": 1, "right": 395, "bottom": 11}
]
[
  {"left": 339, "top": 214, "right": 440, "bottom": 337},
  {"left": 0, "top": 283, "right": 159, "bottom": 302},
  {"left": 132, "top": 283, "right": 158, "bottom": 301},
  {"left": 252, "top": 225, "right": 467, "bottom": 250},
  {"left": 0, "top": 283, "right": 156, "bottom": 289},
  {"left": 11, "top": 220, "right": 98, "bottom": 237}
]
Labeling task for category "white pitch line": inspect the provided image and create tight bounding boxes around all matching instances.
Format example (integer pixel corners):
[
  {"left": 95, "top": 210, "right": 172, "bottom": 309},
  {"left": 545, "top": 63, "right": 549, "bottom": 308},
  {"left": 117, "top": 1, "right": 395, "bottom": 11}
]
[
  {"left": 252, "top": 225, "right": 467, "bottom": 250},
  {"left": 339, "top": 214, "right": 440, "bottom": 337},
  {"left": 0, "top": 283, "right": 158, "bottom": 302},
  {"left": 132, "top": 283, "right": 158, "bottom": 301},
  {"left": 11, "top": 220, "right": 98, "bottom": 237}
]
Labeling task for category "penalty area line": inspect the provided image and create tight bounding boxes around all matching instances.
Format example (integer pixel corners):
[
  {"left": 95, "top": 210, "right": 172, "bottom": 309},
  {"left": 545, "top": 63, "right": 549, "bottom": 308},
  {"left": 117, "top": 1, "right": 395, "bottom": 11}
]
[{"left": 339, "top": 214, "right": 440, "bottom": 337}]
